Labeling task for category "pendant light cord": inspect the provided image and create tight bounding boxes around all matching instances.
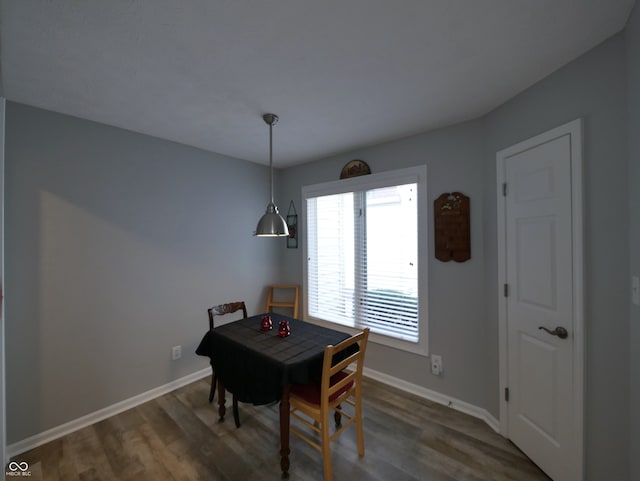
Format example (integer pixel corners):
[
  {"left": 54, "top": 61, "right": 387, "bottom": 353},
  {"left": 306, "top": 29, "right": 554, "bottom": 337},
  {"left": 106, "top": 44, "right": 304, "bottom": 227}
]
[{"left": 269, "top": 120, "right": 274, "bottom": 205}]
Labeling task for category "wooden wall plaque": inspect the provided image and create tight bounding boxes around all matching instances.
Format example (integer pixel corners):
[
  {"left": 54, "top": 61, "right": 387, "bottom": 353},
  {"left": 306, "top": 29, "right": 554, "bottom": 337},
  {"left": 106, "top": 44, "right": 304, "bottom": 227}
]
[{"left": 434, "top": 192, "right": 470, "bottom": 262}]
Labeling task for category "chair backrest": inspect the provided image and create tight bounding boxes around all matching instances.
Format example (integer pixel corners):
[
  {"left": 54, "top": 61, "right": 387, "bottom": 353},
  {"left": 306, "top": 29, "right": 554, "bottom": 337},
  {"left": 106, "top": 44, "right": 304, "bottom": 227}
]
[
  {"left": 321, "top": 328, "right": 369, "bottom": 408},
  {"left": 265, "top": 284, "right": 299, "bottom": 318},
  {"left": 207, "top": 301, "right": 248, "bottom": 330}
]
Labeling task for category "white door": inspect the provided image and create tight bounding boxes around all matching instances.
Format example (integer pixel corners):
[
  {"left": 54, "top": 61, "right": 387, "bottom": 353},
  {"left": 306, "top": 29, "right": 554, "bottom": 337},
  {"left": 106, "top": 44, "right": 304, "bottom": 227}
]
[{"left": 497, "top": 119, "right": 584, "bottom": 481}]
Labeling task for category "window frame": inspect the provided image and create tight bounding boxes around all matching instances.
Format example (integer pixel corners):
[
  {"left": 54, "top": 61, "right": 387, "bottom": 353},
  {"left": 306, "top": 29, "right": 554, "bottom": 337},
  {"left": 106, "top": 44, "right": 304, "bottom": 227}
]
[{"left": 302, "top": 165, "right": 429, "bottom": 356}]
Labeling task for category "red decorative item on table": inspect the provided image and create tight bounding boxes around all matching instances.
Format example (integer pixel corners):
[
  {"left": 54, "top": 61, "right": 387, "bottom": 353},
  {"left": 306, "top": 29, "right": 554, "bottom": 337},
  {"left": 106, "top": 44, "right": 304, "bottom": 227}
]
[
  {"left": 261, "top": 315, "right": 273, "bottom": 331},
  {"left": 278, "top": 320, "right": 291, "bottom": 337}
]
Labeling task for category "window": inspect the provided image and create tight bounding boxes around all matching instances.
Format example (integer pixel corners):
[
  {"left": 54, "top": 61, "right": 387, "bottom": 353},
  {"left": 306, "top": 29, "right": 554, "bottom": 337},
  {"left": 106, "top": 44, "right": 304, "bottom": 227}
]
[{"left": 303, "top": 166, "right": 428, "bottom": 354}]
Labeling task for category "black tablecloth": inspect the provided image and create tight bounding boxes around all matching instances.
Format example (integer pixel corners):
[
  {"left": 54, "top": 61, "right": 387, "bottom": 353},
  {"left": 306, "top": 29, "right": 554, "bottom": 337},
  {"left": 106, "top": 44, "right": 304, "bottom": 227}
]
[{"left": 196, "top": 313, "right": 356, "bottom": 405}]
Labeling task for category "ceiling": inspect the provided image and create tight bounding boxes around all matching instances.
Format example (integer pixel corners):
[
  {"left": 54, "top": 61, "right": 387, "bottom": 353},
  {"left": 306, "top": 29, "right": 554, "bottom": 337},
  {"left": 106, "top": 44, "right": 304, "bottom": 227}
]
[{"left": 1, "top": 0, "right": 635, "bottom": 167}]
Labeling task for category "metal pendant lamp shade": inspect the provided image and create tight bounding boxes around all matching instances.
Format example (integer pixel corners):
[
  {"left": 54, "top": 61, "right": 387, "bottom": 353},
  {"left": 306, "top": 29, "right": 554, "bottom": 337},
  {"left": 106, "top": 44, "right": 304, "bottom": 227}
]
[{"left": 255, "top": 113, "right": 289, "bottom": 237}]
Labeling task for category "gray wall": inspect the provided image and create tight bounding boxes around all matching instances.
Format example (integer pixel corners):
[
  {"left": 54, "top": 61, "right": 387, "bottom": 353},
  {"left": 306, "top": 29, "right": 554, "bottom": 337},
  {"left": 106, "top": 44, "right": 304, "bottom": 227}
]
[
  {"left": 626, "top": 3, "right": 640, "bottom": 480},
  {"left": 1, "top": 98, "right": 6, "bottom": 464},
  {"left": 281, "top": 33, "right": 631, "bottom": 481},
  {"left": 5, "top": 103, "right": 280, "bottom": 443},
  {"left": 281, "top": 120, "right": 491, "bottom": 409},
  {"left": 484, "top": 34, "right": 629, "bottom": 481}
]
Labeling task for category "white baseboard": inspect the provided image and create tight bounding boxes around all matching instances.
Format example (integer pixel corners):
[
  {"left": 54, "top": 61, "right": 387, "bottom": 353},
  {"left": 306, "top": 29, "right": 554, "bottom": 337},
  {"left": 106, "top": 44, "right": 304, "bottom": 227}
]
[
  {"left": 7, "top": 368, "right": 211, "bottom": 460},
  {"left": 363, "top": 367, "right": 501, "bottom": 433}
]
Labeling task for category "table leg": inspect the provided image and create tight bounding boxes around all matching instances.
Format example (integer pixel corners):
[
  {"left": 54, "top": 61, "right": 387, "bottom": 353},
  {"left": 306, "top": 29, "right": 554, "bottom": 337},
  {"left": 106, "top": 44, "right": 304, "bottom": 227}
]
[
  {"left": 280, "top": 384, "right": 291, "bottom": 478},
  {"left": 217, "top": 380, "right": 226, "bottom": 422}
]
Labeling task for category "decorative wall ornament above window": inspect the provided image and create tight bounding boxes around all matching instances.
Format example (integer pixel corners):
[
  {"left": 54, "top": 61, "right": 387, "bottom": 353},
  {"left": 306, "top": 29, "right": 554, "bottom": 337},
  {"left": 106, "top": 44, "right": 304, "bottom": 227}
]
[{"left": 340, "top": 159, "right": 371, "bottom": 179}]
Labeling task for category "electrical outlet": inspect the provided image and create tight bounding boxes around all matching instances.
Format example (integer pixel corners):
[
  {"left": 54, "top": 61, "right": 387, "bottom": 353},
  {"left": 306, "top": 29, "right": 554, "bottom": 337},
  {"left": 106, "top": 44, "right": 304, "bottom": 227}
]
[
  {"left": 172, "top": 345, "right": 182, "bottom": 361},
  {"left": 431, "top": 354, "right": 443, "bottom": 376}
]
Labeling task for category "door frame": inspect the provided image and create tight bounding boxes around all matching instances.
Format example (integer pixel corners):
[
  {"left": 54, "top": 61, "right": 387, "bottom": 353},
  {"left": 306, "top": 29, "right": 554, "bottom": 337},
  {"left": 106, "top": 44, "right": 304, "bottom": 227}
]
[{"left": 496, "top": 118, "right": 585, "bottom": 479}]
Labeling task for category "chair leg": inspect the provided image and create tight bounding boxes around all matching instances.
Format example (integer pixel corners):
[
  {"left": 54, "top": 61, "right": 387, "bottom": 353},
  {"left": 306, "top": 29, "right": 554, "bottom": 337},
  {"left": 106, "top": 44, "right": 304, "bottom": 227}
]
[
  {"left": 355, "top": 394, "right": 365, "bottom": 456},
  {"left": 209, "top": 370, "right": 217, "bottom": 403},
  {"left": 232, "top": 395, "right": 241, "bottom": 428},
  {"left": 334, "top": 405, "right": 342, "bottom": 427},
  {"left": 321, "top": 418, "right": 333, "bottom": 481}
]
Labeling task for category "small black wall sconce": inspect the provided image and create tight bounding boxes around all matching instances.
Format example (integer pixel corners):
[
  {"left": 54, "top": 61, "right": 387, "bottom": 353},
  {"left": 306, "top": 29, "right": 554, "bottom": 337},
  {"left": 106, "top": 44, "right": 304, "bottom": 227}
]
[{"left": 287, "top": 200, "right": 298, "bottom": 249}]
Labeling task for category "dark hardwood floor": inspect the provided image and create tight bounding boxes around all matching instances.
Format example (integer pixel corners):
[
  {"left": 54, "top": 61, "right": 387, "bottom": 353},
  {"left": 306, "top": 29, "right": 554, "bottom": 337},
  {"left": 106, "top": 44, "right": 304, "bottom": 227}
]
[{"left": 12, "top": 377, "right": 551, "bottom": 481}]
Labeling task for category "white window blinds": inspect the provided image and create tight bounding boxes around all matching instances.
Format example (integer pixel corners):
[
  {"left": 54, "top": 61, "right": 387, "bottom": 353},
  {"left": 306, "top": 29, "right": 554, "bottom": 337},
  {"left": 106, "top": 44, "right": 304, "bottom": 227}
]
[{"left": 304, "top": 167, "right": 425, "bottom": 345}]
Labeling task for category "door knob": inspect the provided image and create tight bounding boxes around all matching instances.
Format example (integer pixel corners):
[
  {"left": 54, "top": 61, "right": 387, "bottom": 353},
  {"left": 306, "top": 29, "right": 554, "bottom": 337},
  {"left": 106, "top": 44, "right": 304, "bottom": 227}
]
[{"left": 538, "top": 326, "right": 568, "bottom": 339}]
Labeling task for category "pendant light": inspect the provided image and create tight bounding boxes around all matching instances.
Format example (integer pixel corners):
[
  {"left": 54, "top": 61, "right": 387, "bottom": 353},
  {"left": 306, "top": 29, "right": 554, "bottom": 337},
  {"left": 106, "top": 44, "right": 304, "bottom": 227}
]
[{"left": 255, "top": 113, "right": 289, "bottom": 237}]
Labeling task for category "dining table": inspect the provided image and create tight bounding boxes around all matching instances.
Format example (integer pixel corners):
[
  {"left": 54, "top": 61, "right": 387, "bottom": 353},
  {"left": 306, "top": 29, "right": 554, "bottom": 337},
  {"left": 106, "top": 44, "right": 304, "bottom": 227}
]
[{"left": 195, "top": 312, "right": 357, "bottom": 478}]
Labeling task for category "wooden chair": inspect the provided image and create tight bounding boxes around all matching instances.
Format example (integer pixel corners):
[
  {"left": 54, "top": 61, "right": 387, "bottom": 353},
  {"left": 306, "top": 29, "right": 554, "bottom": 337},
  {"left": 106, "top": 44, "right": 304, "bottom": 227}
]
[
  {"left": 289, "top": 328, "right": 370, "bottom": 481},
  {"left": 207, "top": 301, "right": 247, "bottom": 428},
  {"left": 265, "top": 284, "right": 299, "bottom": 318}
]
